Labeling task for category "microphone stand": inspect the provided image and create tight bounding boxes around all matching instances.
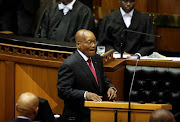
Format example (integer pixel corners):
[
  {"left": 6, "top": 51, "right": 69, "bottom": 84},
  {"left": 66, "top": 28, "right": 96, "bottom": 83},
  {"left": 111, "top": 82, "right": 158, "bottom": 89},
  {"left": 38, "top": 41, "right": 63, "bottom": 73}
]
[
  {"left": 124, "top": 29, "right": 162, "bottom": 38},
  {"left": 121, "top": 29, "right": 161, "bottom": 122},
  {"left": 128, "top": 58, "right": 139, "bottom": 122},
  {"left": 120, "top": 32, "right": 125, "bottom": 59}
]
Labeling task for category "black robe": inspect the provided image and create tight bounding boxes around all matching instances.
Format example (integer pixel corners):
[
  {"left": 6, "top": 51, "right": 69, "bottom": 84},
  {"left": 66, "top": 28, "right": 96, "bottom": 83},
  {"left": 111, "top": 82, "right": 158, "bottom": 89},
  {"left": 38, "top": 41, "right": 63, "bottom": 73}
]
[
  {"left": 79, "top": 0, "right": 93, "bottom": 10},
  {"left": 35, "top": 1, "right": 95, "bottom": 42},
  {"left": 0, "top": 0, "right": 40, "bottom": 36},
  {"left": 98, "top": 9, "right": 155, "bottom": 56}
]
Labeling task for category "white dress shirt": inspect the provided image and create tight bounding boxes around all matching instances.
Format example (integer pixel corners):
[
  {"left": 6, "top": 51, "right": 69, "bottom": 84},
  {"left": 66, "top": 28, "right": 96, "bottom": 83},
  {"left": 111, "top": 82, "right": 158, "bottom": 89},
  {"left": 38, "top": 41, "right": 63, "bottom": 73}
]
[
  {"left": 58, "top": 0, "right": 76, "bottom": 15},
  {"left": 120, "top": 8, "right": 141, "bottom": 57},
  {"left": 120, "top": 7, "right": 134, "bottom": 28}
]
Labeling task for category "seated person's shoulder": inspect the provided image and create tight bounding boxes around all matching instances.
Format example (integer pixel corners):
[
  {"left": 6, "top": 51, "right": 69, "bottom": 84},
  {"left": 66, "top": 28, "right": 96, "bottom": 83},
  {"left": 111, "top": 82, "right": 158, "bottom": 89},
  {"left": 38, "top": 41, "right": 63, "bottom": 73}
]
[
  {"left": 101, "top": 10, "right": 121, "bottom": 25},
  {"left": 77, "top": 1, "right": 92, "bottom": 13}
]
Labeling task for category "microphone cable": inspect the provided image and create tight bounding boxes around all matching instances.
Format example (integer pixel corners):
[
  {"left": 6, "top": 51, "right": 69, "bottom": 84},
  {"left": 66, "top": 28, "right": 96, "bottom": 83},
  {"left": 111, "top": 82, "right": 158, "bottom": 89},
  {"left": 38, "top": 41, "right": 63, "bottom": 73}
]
[{"left": 128, "top": 58, "right": 140, "bottom": 122}]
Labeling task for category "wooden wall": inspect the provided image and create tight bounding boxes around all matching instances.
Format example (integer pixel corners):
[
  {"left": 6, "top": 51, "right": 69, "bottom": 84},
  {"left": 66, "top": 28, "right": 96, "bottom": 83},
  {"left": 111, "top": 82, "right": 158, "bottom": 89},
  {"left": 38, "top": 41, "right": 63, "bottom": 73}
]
[
  {"left": 0, "top": 42, "right": 72, "bottom": 121},
  {"left": 156, "top": 0, "right": 180, "bottom": 52},
  {"left": 15, "top": 63, "right": 64, "bottom": 117},
  {"left": 94, "top": 0, "right": 180, "bottom": 53},
  {"left": 100, "top": 0, "right": 149, "bottom": 12},
  {"left": 0, "top": 61, "right": 15, "bottom": 121}
]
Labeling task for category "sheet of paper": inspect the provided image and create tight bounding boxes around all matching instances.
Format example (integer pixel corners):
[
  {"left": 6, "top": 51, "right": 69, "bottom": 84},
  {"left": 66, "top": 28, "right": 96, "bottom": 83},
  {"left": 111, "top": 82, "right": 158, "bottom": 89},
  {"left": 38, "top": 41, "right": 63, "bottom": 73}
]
[{"left": 113, "top": 52, "right": 131, "bottom": 59}]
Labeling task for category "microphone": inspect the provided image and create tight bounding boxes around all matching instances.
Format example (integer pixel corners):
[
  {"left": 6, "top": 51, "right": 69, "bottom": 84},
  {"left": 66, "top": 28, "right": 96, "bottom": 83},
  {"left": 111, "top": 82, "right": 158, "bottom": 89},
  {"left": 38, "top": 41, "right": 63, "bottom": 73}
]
[
  {"left": 120, "top": 29, "right": 162, "bottom": 58},
  {"left": 137, "top": 55, "right": 141, "bottom": 60},
  {"left": 128, "top": 58, "right": 140, "bottom": 122}
]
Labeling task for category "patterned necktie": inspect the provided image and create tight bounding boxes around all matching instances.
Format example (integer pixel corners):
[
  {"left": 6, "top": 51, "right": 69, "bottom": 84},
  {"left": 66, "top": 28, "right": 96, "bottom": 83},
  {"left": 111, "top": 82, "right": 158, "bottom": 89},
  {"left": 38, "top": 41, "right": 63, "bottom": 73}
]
[{"left": 87, "top": 59, "right": 98, "bottom": 85}]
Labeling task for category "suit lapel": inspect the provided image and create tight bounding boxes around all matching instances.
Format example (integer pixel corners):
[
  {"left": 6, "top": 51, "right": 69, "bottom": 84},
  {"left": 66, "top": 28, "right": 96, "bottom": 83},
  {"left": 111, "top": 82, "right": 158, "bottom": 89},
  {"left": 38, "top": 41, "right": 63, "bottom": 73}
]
[{"left": 74, "top": 51, "right": 99, "bottom": 90}]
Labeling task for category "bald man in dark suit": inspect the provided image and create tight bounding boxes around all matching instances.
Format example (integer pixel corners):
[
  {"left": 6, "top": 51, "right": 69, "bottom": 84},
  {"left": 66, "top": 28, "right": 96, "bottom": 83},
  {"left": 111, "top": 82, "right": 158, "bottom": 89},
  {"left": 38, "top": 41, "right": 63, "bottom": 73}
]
[
  {"left": 57, "top": 29, "right": 116, "bottom": 122},
  {"left": 5, "top": 92, "right": 39, "bottom": 122}
]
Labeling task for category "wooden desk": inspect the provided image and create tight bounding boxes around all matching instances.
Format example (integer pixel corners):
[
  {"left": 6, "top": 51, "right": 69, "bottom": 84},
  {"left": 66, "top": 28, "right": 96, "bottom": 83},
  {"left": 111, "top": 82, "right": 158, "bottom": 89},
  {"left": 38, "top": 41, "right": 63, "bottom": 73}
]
[{"left": 85, "top": 101, "right": 172, "bottom": 122}]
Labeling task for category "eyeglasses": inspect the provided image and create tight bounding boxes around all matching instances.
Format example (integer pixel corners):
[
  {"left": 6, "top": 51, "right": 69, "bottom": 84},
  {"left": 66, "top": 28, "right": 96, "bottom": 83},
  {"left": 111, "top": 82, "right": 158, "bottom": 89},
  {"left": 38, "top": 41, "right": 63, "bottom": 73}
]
[
  {"left": 122, "top": 0, "right": 135, "bottom": 3},
  {"left": 79, "top": 41, "right": 98, "bottom": 46}
]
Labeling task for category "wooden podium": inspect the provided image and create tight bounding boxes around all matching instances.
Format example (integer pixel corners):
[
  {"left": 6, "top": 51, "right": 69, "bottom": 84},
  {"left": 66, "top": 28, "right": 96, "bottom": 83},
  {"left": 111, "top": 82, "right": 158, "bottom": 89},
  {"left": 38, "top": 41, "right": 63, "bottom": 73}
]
[{"left": 85, "top": 101, "right": 172, "bottom": 122}]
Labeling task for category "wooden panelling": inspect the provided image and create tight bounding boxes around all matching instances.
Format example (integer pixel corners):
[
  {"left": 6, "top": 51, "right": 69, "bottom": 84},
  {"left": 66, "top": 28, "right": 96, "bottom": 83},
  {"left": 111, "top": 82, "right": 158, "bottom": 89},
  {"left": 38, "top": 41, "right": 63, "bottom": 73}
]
[
  {"left": 93, "top": 0, "right": 101, "bottom": 6},
  {"left": 156, "top": 27, "right": 180, "bottom": 52},
  {"left": 105, "top": 66, "right": 125, "bottom": 101},
  {"left": 156, "top": 1, "right": 180, "bottom": 53},
  {"left": 99, "top": 0, "right": 180, "bottom": 14},
  {"left": 85, "top": 101, "right": 172, "bottom": 122},
  {"left": 101, "top": 0, "right": 148, "bottom": 12},
  {"left": 15, "top": 63, "right": 64, "bottom": 116},
  {"left": 101, "top": 0, "right": 120, "bottom": 9},
  {"left": 134, "top": 0, "right": 148, "bottom": 12},
  {"left": 0, "top": 43, "right": 72, "bottom": 121},
  {"left": 157, "top": 0, "right": 180, "bottom": 14},
  {"left": 147, "top": 0, "right": 157, "bottom": 13},
  {"left": 0, "top": 61, "right": 5, "bottom": 121},
  {"left": 5, "top": 61, "right": 15, "bottom": 120},
  {"left": 0, "top": 61, "right": 15, "bottom": 121}
]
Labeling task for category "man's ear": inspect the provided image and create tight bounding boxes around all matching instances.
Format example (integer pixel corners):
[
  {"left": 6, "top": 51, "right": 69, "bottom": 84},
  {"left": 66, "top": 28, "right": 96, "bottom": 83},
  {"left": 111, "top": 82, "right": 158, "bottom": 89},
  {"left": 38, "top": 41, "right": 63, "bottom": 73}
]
[
  {"left": 16, "top": 103, "right": 18, "bottom": 111},
  {"left": 34, "top": 107, "right": 39, "bottom": 116},
  {"left": 76, "top": 41, "right": 80, "bottom": 48}
]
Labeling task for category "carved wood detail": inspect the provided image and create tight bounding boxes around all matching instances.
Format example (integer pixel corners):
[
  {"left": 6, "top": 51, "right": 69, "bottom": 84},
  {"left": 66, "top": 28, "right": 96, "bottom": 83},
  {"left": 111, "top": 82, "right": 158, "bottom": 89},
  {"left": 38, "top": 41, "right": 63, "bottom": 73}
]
[
  {"left": 101, "top": 49, "right": 114, "bottom": 64},
  {"left": 0, "top": 43, "right": 72, "bottom": 62}
]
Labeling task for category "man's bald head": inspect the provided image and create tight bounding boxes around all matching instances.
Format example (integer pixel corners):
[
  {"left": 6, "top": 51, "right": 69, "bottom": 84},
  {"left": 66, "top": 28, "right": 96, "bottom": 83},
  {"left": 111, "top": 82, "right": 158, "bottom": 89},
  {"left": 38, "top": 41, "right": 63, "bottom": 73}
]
[
  {"left": 75, "top": 29, "right": 97, "bottom": 57},
  {"left": 149, "top": 108, "right": 175, "bottom": 122},
  {"left": 16, "top": 92, "right": 39, "bottom": 120},
  {"left": 75, "top": 29, "right": 86, "bottom": 43}
]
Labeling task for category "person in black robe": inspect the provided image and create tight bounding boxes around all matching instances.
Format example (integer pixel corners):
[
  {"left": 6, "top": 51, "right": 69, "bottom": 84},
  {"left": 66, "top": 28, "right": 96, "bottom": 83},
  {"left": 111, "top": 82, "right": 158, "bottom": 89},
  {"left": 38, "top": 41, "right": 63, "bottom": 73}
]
[
  {"left": 35, "top": 0, "right": 95, "bottom": 42},
  {"left": 79, "top": 0, "right": 93, "bottom": 10},
  {"left": 0, "top": 0, "right": 40, "bottom": 36},
  {"left": 98, "top": 0, "right": 155, "bottom": 56}
]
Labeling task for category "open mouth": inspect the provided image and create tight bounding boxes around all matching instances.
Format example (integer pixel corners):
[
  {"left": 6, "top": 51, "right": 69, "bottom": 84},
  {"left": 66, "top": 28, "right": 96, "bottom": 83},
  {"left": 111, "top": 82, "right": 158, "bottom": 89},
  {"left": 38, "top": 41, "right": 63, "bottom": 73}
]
[{"left": 89, "top": 49, "right": 95, "bottom": 52}]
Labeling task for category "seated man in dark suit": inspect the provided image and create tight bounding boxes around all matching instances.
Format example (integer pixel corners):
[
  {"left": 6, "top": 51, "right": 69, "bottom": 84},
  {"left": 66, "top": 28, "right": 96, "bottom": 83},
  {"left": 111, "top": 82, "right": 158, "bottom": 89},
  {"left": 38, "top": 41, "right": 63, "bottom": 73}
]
[
  {"left": 5, "top": 92, "right": 39, "bottom": 122},
  {"left": 149, "top": 108, "right": 175, "bottom": 122},
  {"left": 34, "top": 97, "right": 55, "bottom": 122},
  {"left": 57, "top": 29, "right": 117, "bottom": 122}
]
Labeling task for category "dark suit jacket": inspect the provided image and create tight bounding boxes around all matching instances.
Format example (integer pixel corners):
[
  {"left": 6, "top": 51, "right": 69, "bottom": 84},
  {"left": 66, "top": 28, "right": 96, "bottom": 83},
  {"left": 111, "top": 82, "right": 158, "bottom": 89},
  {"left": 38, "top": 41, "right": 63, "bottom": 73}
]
[
  {"left": 4, "top": 118, "right": 32, "bottom": 122},
  {"left": 34, "top": 97, "right": 55, "bottom": 122},
  {"left": 57, "top": 50, "right": 114, "bottom": 118}
]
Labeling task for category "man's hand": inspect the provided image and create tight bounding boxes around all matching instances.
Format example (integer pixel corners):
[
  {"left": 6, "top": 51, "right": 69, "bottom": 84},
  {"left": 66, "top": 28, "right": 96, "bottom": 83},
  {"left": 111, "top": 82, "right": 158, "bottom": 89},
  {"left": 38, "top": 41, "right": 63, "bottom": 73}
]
[
  {"left": 107, "top": 88, "right": 116, "bottom": 100},
  {"left": 86, "top": 92, "right": 102, "bottom": 102}
]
